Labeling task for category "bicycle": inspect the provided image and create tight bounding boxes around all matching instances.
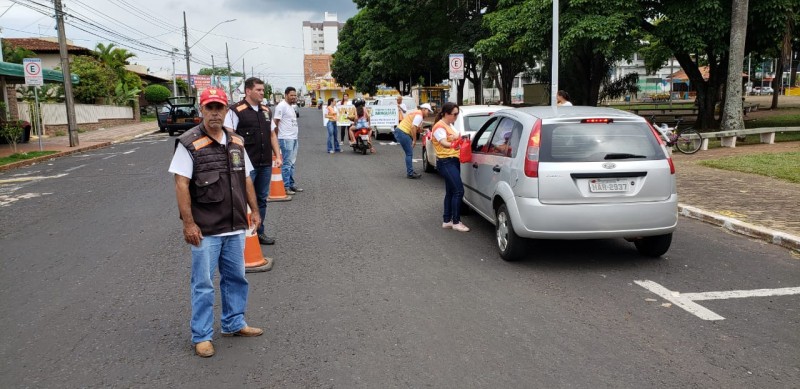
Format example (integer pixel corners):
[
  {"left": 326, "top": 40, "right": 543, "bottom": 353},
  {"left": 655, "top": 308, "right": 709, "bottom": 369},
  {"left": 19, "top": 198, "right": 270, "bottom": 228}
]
[{"left": 649, "top": 116, "right": 703, "bottom": 154}]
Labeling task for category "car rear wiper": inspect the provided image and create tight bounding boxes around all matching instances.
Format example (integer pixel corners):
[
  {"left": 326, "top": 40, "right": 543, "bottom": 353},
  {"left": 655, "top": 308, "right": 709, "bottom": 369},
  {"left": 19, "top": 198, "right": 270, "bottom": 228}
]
[{"left": 604, "top": 153, "right": 648, "bottom": 159}]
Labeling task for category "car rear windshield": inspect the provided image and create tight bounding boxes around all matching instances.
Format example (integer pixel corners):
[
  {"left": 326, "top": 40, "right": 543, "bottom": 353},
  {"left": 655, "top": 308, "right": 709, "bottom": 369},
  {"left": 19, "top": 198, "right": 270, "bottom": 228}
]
[
  {"left": 465, "top": 114, "right": 492, "bottom": 132},
  {"left": 539, "top": 122, "right": 664, "bottom": 162}
]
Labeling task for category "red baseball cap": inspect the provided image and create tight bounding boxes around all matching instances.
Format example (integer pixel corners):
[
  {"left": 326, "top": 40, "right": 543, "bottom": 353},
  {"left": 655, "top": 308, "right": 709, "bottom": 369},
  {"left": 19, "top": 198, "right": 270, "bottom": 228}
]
[{"left": 199, "top": 88, "right": 228, "bottom": 106}]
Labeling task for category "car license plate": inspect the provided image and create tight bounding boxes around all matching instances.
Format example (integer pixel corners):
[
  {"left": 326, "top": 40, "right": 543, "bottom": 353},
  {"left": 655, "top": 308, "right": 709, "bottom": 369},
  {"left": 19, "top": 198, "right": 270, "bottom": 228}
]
[
  {"left": 589, "top": 178, "right": 628, "bottom": 192},
  {"left": 359, "top": 134, "right": 369, "bottom": 140}
]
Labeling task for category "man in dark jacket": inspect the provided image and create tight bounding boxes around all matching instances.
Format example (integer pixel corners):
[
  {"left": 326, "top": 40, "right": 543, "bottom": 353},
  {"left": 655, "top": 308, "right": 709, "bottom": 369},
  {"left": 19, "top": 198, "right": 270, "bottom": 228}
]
[{"left": 169, "top": 87, "right": 264, "bottom": 358}]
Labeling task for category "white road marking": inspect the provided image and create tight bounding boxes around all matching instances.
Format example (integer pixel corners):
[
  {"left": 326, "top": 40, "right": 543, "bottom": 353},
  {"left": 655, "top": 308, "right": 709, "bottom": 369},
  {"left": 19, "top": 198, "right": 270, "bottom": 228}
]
[
  {"left": 682, "top": 287, "right": 800, "bottom": 301},
  {"left": 0, "top": 192, "right": 52, "bottom": 206},
  {"left": 635, "top": 280, "right": 725, "bottom": 321},
  {"left": 635, "top": 280, "right": 800, "bottom": 321},
  {"left": 0, "top": 173, "right": 68, "bottom": 184},
  {"left": 64, "top": 164, "right": 86, "bottom": 172}
]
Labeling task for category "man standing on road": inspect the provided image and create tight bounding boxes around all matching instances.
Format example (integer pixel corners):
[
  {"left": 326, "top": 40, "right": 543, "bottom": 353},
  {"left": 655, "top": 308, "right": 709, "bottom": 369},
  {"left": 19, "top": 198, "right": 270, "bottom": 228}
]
[
  {"left": 274, "top": 87, "right": 303, "bottom": 194},
  {"left": 224, "top": 77, "right": 282, "bottom": 247},
  {"left": 169, "top": 87, "right": 264, "bottom": 358},
  {"left": 394, "top": 103, "right": 433, "bottom": 179},
  {"left": 337, "top": 93, "right": 350, "bottom": 146}
]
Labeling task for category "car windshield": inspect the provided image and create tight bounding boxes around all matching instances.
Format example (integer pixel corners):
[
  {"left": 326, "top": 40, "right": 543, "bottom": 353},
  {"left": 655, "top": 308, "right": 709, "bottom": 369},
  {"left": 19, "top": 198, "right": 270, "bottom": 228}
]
[{"left": 540, "top": 123, "right": 663, "bottom": 162}]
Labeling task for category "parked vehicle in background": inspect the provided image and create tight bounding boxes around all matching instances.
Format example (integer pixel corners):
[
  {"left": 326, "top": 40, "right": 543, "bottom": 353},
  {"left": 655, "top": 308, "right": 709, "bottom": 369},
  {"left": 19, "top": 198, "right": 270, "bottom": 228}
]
[
  {"left": 370, "top": 96, "right": 416, "bottom": 139},
  {"left": 760, "top": 86, "right": 774, "bottom": 95},
  {"left": 463, "top": 106, "right": 678, "bottom": 261},
  {"left": 156, "top": 105, "right": 170, "bottom": 132},
  {"left": 164, "top": 97, "right": 200, "bottom": 136},
  {"left": 421, "top": 105, "right": 509, "bottom": 173}
]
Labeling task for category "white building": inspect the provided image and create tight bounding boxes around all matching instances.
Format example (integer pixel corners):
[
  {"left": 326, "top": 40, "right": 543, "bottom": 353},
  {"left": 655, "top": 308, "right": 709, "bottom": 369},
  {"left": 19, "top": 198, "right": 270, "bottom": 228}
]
[{"left": 302, "top": 12, "right": 343, "bottom": 55}]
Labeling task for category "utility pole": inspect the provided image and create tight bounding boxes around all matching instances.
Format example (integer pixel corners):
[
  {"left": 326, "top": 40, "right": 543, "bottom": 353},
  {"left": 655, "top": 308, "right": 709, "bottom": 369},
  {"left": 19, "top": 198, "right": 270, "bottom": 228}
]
[
  {"left": 183, "top": 12, "right": 193, "bottom": 97},
  {"left": 171, "top": 48, "right": 178, "bottom": 96},
  {"left": 242, "top": 58, "right": 246, "bottom": 81},
  {"left": 226, "top": 42, "right": 232, "bottom": 96},
  {"left": 211, "top": 55, "right": 215, "bottom": 87},
  {"left": 54, "top": 0, "right": 79, "bottom": 146}
]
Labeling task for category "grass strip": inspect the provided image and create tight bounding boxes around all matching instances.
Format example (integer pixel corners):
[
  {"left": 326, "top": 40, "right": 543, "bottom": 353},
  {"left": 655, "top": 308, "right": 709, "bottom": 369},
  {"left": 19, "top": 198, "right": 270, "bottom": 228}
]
[
  {"left": 0, "top": 151, "right": 58, "bottom": 166},
  {"left": 698, "top": 152, "right": 800, "bottom": 183}
]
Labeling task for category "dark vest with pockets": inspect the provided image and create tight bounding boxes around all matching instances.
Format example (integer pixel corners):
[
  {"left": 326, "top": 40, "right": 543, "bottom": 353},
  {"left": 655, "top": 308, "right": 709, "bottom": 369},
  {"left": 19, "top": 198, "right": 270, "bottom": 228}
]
[
  {"left": 177, "top": 124, "right": 248, "bottom": 236},
  {"left": 231, "top": 100, "right": 272, "bottom": 167}
]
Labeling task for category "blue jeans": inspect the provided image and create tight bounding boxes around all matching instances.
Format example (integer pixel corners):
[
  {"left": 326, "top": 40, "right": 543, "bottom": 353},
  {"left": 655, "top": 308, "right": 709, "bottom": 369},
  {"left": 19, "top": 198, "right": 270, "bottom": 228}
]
[
  {"left": 279, "top": 139, "right": 298, "bottom": 189},
  {"left": 326, "top": 121, "right": 341, "bottom": 152},
  {"left": 190, "top": 233, "right": 249, "bottom": 343},
  {"left": 437, "top": 157, "right": 463, "bottom": 224},
  {"left": 393, "top": 128, "right": 414, "bottom": 176},
  {"left": 250, "top": 166, "right": 271, "bottom": 234}
]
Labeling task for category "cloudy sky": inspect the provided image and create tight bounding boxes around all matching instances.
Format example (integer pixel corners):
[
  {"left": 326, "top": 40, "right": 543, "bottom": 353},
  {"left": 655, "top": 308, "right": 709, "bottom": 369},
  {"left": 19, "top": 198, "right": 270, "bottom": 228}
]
[{"left": 0, "top": 0, "right": 358, "bottom": 90}]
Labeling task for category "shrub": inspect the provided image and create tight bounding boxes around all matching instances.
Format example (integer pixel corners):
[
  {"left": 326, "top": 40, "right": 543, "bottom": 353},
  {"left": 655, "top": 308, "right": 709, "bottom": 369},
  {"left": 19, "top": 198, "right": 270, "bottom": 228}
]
[{"left": 143, "top": 84, "right": 172, "bottom": 105}]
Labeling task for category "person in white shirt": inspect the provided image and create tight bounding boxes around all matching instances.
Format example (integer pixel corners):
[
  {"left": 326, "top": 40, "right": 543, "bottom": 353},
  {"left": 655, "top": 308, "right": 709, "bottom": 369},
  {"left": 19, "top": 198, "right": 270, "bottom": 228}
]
[
  {"left": 273, "top": 87, "right": 303, "bottom": 194},
  {"left": 557, "top": 90, "right": 573, "bottom": 106}
]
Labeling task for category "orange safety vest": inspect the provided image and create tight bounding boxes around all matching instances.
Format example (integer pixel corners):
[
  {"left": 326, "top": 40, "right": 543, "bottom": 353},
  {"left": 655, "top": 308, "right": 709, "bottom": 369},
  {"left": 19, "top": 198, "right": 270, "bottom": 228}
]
[
  {"left": 431, "top": 120, "right": 460, "bottom": 159},
  {"left": 397, "top": 109, "right": 424, "bottom": 135},
  {"left": 325, "top": 105, "right": 338, "bottom": 121}
]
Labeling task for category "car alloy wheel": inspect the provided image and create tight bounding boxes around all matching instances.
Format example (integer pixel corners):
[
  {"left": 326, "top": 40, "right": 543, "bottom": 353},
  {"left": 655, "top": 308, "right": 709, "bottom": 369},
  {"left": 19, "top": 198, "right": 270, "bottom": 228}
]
[{"left": 496, "top": 204, "right": 523, "bottom": 261}]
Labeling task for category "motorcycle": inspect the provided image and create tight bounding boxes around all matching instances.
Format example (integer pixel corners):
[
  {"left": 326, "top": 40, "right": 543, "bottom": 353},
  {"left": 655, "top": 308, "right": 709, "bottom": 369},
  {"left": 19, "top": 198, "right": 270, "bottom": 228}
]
[{"left": 351, "top": 127, "right": 373, "bottom": 155}]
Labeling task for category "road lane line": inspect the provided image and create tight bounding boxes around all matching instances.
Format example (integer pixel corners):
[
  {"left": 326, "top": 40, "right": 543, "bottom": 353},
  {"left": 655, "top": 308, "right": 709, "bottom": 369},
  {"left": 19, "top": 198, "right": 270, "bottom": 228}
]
[
  {"left": 0, "top": 173, "right": 68, "bottom": 184},
  {"left": 634, "top": 280, "right": 725, "bottom": 321},
  {"left": 682, "top": 287, "right": 800, "bottom": 301},
  {"left": 64, "top": 164, "right": 86, "bottom": 172}
]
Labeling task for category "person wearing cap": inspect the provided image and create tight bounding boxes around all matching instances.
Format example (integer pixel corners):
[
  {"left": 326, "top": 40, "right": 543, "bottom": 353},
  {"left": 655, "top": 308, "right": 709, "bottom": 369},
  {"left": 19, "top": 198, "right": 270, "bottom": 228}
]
[
  {"left": 394, "top": 103, "right": 433, "bottom": 179},
  {"left": 224, "top": 77, "right": 282, "bottom": 247},
  {"left": 169, "top": 87, "right": 264, "bottom": 358}
]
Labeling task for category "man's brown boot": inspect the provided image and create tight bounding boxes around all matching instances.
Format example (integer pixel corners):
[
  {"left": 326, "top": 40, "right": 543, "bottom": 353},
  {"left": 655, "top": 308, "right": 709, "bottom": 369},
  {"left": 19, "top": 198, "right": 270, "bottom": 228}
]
[
  {"left": 222, "top": 326, "right": 264, "bottom": 337},
  {"left": 195, "top": 341, "right": 214, "bottom": 357}
]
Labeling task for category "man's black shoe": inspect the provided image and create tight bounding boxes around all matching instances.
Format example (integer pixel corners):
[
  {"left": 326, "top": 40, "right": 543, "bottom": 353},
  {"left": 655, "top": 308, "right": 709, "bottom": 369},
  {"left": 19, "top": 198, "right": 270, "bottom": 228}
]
[
  {"left": 290, "top": 186, "right": 304, "bottom": 192},
  {"left": 407, "top": 172, "right": 422, "bottom": 179},
  {"left": 257, "top": 233, "right": 275, "bottom": 245}
]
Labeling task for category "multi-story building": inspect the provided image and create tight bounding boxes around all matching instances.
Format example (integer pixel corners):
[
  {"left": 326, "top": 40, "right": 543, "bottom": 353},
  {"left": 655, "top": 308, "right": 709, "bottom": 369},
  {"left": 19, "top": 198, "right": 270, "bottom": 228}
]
[{"left": 302, "top": 12, "right": 346, "bottom": 105}]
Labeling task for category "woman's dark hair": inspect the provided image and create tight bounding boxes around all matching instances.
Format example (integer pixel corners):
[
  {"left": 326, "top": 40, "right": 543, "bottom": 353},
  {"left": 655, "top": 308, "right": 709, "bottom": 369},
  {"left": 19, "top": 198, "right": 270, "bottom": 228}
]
[
  {"left": 557, "top": 90, "right": 570, "bottom": 101},
  {"left": 434, "top": 102, "right": 459, "bottom": 122},
  {"left": 356, "top": 105, "right": 364, "bottom": 117},
  {"left": 327, "top": 97, "right": 334, "bottom": 106}
]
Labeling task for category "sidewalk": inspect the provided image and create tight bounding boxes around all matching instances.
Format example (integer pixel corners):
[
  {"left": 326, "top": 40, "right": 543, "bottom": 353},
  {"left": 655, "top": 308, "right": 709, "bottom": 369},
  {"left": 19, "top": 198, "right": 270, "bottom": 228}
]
[
  {"left": 0, "top": 121, "right": 159, "bottom": 171},
  {"left": 1, "top": 121, "right": 798, "bottom": 251}
]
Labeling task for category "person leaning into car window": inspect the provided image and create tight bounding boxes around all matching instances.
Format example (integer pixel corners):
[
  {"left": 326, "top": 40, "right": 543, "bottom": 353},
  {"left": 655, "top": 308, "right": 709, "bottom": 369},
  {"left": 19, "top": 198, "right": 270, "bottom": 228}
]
[
  {"left": 394, "top": 103, "right": 433, "bottom": 179},
  {"left": 224, "top": 77, "right": 282, "bottom": 247},
  {"left": 431, "top": 102, "right": 469, "bottom": 232}
]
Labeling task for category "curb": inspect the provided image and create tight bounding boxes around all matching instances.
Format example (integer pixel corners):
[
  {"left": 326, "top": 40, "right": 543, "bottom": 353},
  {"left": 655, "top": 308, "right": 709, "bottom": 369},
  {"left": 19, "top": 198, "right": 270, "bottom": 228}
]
[
  {"left": 679, "top": 204, "right": 800, "bottom": 252},
  {"left": 0, "top": 130, "right": 160, "bottom": 173}
]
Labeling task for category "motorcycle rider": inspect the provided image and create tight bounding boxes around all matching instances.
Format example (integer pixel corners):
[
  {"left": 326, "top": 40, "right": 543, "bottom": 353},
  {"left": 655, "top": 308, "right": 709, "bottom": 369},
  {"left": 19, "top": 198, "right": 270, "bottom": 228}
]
[{"left": 348, "top": 98, "right": 374, "bottom": 154}]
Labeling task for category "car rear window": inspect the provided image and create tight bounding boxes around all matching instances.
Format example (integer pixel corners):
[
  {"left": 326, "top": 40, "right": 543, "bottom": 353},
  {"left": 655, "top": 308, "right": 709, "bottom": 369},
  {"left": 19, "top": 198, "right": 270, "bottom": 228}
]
[
  {"left": 464, "top": 114, "right": 491, "bottom": 133},
  {"left": 540, "top": 122, "right": 664, "bottom": 162}
]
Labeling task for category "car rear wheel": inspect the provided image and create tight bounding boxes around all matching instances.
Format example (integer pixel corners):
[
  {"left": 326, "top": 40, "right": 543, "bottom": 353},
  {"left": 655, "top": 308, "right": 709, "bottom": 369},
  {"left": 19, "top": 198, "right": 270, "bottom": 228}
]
[
  {"left": 168, "top": 129, "right": 175, "bottom": 136},
  {"left": 422, "top": 147, "right": 435, "bottom": 173},
  {"left": 634, "top": 233, "right": 672, "bottom": 257},
  {"left": 496, "top": 204, "right": 524, "bottom": 261}
]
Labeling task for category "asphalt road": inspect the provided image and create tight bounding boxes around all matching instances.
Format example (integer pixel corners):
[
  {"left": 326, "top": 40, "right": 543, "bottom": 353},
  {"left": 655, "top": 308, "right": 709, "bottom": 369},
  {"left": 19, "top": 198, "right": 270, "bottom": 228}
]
[{"left": 1, "top": 107, "right": 798, "bottom": 388}]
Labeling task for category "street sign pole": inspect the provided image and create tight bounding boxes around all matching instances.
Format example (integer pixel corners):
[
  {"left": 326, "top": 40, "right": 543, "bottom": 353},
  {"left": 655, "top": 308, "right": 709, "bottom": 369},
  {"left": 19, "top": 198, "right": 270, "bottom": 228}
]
[{"left": 34, "top": 88, "right": 42, "bottom": 151}]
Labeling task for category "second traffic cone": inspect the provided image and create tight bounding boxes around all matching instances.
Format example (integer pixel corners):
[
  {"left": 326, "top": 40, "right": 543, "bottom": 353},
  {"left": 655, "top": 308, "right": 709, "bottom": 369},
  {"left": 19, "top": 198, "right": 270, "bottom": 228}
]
[
  {"left": 267, "top": 155, "right": 292, "bottom": 202},
  {"left": 244, "top": 209, "right": 273, "bottom": 273}
]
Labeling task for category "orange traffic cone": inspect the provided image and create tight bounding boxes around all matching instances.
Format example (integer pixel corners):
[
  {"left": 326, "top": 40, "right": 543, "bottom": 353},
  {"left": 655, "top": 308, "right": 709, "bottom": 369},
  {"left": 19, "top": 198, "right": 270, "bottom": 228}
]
[
  {"left": 267, "top": 155, "right": 292, "bottom": 202},
  {"left": 244, "top": 209, "right": 273, "bottom": 273}
]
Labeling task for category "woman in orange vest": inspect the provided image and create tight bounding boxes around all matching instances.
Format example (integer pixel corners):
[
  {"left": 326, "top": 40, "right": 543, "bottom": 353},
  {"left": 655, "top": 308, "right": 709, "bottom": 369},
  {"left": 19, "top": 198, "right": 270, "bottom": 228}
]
[
  {"left": 394, "top": 103, "right": 433, "bottom": 179},
  {"left": 325, "top": 98, "right": 341, "bottom": 153},
  {"left": 430, "top": 102, "right": 469, "bottom": 232}
]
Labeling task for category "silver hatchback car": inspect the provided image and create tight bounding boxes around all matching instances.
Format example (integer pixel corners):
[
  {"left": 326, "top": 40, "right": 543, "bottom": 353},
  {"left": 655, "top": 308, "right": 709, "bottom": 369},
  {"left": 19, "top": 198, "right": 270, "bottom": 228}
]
[{"left": 462, "top": 106, "right": 678, "bottom": 261}]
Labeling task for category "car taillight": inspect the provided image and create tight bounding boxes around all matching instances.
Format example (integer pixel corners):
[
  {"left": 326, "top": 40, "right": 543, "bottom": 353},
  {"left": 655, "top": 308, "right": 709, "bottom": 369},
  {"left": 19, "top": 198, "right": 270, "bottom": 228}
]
[
  {"left": 649, "top": 123, "right": 675, "bottom": 175},
  {"left": 166, "top": 117, "right": 172, "bottom": 124},
  {"left": 581, "top": 118, "right": 613, "bottom": 124},
  {"left": 193, "top": 117, "right": 201, "bottom": 124},
  {"left": 524, "top": 119, "right": 542, "bottom": 177}
]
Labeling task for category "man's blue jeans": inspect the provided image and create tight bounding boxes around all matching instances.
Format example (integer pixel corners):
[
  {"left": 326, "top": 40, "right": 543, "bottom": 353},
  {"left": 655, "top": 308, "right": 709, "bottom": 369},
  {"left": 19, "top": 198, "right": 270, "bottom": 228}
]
[
  {"left": 436, "top": 157, "right": 464, "bottom": 224},
  {"left": 190, "top": 233, "right": 249, "bottom": 343},
  {"left": 250, "top": 166, "right": 271, "bottom": 234},
  {"left": 326, "top": 121, "right": 341, "bottom": 152},
  {"left": 279, "top": 139, "right": 298, "bottom": 188},
  {"left": 393, "top": 128, "right": 414, "bottom": 176}
]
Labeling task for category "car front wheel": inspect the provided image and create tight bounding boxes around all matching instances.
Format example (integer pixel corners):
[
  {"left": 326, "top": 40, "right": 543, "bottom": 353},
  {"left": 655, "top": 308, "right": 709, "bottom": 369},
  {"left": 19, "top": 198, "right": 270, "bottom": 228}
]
[
  {"left": 634, "top": 233, "right": 672, "bottom": 257},
  {"left": 496, "top": 203, "right": 524, "bottom": 261},
  {"left": 422, "top": 147, "right": 435, "bottom": 173}
]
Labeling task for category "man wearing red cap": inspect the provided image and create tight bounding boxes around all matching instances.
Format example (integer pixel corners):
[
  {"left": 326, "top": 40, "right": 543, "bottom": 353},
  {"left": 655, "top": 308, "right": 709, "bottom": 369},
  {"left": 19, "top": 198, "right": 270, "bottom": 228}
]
[{"left": 169, "top": 87, "right": 264, "bottom": 358}]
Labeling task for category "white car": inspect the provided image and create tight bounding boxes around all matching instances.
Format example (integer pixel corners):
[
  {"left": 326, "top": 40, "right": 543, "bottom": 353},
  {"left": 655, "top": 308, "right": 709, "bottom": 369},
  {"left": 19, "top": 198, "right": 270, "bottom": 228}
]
[{"left": 421, "top": 105, "right": 510, "bottom": 173}]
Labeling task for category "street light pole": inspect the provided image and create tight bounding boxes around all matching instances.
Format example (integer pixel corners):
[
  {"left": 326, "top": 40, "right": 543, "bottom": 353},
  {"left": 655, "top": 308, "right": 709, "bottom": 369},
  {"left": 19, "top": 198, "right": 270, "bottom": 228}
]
[{"left": 226, "top": 42, "right": 232, "bottom": 96}]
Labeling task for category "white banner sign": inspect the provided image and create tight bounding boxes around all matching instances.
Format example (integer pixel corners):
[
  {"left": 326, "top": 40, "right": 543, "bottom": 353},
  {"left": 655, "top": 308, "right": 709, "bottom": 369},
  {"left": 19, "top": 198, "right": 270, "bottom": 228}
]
[
  {"left": 449, "top": 53, "right": 464, "bottom": 80},
  {"left": 368, "top": 105, "right": 399, "bottom": 127},
  {"left": 23, "top": 58, "right": 43, "bottom": 86}
]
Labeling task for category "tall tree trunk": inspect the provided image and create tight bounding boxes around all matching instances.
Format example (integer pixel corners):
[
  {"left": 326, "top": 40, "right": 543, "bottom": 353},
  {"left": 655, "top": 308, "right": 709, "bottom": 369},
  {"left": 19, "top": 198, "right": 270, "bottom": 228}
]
[
  {"left": 721, "top": 0, "right": 748, "bottom": 132},
  {"left": 772, "top": 13, "right": 794, "bottom": 109},
  {"left": 456, "top": 78, "right": 465, "bottom": 105}
]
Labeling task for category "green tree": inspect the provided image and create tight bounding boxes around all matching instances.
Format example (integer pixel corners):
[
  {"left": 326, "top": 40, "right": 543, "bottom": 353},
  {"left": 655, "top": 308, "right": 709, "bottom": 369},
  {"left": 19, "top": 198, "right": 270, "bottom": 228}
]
[
  {"left": 143, "top": 84, "right": 171, "bottom": 105},
  {"left": 1, "top": 41, "right": 36, "bottom": 64},
  {"left": 67, "top": 55, "right": 118, "bottom": 104},
  {"left": 198, "top": 67, "right": 243, "bottom": 77}
]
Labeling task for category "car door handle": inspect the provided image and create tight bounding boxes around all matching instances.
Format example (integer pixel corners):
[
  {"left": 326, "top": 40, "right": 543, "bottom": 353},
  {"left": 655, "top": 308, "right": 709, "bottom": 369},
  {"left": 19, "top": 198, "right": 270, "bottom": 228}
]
[
  {"left": 492, "top": 165, "right": 501, "bottom": 172},
  {"left": 472, "top": 163, "right": 478, "bottom": 169}
]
